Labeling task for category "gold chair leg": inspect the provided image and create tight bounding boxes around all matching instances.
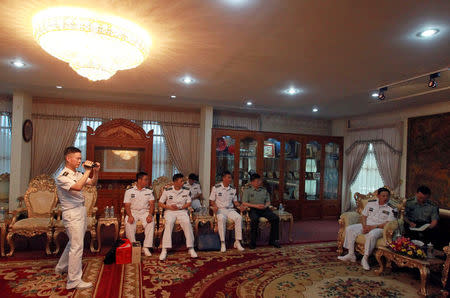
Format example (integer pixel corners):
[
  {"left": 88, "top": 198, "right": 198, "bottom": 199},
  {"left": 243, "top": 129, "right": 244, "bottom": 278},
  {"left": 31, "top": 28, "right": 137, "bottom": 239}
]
[
  {"left": 90, "top": 228, "right": 97, "bottom": 253},
  {"left": 6, "top": 232, "right": 15, "bottom": 257},
  {"left": 53, "top": 231, "right": 62, "bottom": 255},
  {"left": 45, "top": 231, "right": 52, "bottom": 255}
]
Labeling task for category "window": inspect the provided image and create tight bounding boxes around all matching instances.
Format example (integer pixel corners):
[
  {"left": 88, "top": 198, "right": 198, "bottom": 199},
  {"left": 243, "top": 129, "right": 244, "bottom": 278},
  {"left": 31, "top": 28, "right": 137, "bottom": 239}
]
[
  {"left": 0, "top": 112, "right": 11, "bottom": 174},
  {"left": 74, "top": 118, "right": 103, "bottom": 161},
  {"left": 350, "top": 143, "right": 384, "bottom": 205},
  {"left": 142, "top": 121, "right": 177, "bottom": 181}
]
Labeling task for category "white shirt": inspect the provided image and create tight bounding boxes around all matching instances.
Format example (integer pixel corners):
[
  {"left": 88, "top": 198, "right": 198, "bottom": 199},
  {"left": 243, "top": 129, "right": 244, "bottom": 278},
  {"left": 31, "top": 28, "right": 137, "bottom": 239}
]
[
  {"left": 123, "top": 186, "right": 155, "bottom": 211},
  {"left": 209, "top": 182, "right": 237, "bottom": 209},
  {"left": 362, "top": 199, "right": 396, "bottom": 226},
  {"left": 56, "top": 167, "right": 91, "bottom": 211},
  {"left": 184, "top": 182, "right": 202, "bottom": 199},
  {"left": 159, "top": 186, "right": 192, "bottom": 209}
]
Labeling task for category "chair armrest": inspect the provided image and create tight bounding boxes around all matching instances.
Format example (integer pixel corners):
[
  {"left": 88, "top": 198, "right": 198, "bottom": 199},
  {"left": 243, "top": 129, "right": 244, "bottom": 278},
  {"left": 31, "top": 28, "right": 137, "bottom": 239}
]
[
  {"left": 91, "top": 207, "right": 98, "bottom": 218},
  {"left": 188, "top": 207, "right": 194, "bottom": 221},
  {"left": 52, "top": 206, "right": 62, "bottom": 219},
  {"left": 8, "top": 207, "right": 27, "bottom": 225},
  {"left": 383, "top": 219, "right": 403, "bottom": 243},
  {"left": 120, "top": 207, "right": 125, "bottom": 224},
  {"left": 339, "top": 211, "right": 361, "bottom": 228}
]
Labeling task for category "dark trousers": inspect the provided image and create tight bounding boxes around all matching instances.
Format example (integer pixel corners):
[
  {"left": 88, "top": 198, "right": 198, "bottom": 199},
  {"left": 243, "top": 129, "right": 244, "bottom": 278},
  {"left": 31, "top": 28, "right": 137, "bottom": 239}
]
[
  {"left": 404, "top": 222, "right": 442, "bottom": 249},
  {"left": 249, "top": 208, "right": 279, "bottom": 246}
]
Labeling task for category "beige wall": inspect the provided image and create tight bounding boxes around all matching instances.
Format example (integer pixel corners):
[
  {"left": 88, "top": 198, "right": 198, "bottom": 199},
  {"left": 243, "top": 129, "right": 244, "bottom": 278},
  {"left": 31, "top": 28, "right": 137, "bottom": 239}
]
[{"left": 332, "top": 100, "right": 450, "bottom": 206}]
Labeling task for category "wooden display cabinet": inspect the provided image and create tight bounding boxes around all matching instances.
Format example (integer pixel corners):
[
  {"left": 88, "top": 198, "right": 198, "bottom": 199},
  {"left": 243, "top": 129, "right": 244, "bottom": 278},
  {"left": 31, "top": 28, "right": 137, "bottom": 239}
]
[
  {"left": 211, "top": 128, "right": 343, "bottom": 220},
  {"left": 86, "top": 119, "right": 153, "bottom": 217}
]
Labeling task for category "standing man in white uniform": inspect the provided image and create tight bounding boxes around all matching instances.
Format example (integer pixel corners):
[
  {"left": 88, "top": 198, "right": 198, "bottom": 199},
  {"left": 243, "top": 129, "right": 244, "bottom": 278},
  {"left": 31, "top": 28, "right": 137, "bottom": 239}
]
[
  {"left": 159, "top": 173, "right": 197, "bottom": 261},
  {"left": 338, "top": 187, "right": 396, "bottom": 270},
  {"left": 209, "top": 171, "right": 245, "bottom": 252},
  {"left": 55, "top": 146, "right": 99, "bottom": 290},
  {"left": 184, "top": 173, "right": 203, "bottom": 212},
  {"left": 123, "top": 171, "right": 155, "bottom": 256}
]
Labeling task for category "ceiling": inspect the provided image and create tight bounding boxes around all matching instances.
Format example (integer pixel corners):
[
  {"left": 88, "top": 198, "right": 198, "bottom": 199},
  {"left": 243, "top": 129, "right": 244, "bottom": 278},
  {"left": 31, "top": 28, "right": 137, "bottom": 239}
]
[{"left": 0, "top": 0, "right": 449, "bottom": 119}]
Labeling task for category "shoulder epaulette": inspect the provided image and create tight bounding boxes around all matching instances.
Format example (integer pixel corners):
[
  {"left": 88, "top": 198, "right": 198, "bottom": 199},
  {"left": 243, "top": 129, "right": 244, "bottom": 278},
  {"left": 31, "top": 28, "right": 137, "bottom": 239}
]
[
  {"left": 182, "top": 186, "right": 190, "bottom": 190},
  {"left": 215, "top": 184, "right": 221, "bottom": 188},
  {"left": 230, "top": 185, "right": 235, "bottom": 189},
  {"left": 166, "top": 187, "right": 173, "bottom": 191},
  {"left": 368, "top": 199, "right": 377, "bottom": 202},
  {"left": 62, "top": 172, "right": 69, "bottom": 176}
]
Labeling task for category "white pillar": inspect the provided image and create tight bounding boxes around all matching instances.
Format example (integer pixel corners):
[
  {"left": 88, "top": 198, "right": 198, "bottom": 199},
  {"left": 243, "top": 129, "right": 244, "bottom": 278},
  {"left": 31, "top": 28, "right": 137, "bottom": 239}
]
[
  {"left": 9, "top": 91, "right": 32, "bottom": 210},
  {"left": 198, "top": 105, "right": 213, "bottom": 205}
]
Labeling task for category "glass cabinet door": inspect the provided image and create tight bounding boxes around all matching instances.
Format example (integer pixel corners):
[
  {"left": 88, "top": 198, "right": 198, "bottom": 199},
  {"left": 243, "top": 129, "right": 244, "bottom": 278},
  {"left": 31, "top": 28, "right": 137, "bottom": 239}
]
[
  {"left": 284, "top": 140, "right": 301, "bottom": 200},
  {"left": 263, "top": 138, "right": 281, "bottom": 202},
  {"left": 324, "top": 142, "right": 340, "bottom": 200},
  {"left": 239, "top": 137, "right": 258, "bottom": 187},
  {"left": 305, "top": 141, "right": 321, "bottom": 200},
  {"left": 215, "top": 135, "right": 235, "bottom": 185}
]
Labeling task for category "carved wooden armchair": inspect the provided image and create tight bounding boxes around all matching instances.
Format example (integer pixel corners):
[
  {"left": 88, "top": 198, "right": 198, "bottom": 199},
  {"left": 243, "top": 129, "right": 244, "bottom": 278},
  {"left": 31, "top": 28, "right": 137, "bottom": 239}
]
[
  {"left": 6, "top": 174, "right": 57, "bottom": 256},
  {"left": 337, "top": 186, "right": 406, "bottom": 256},
  {"left": 53, "top": 185, "right": 98, "bottom": 253},
  {"left": 155, "top": 180, "right": 195, "bottom": 249},
  {"left": 119, "top": 182, "right": 157, "bottom": 241}
]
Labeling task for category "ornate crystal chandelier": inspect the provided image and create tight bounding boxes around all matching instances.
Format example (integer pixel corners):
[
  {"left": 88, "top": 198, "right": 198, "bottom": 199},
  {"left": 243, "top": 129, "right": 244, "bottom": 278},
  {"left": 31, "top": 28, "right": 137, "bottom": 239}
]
[{"left": 32, "top": 7, "right": 151, "bottom": 81}]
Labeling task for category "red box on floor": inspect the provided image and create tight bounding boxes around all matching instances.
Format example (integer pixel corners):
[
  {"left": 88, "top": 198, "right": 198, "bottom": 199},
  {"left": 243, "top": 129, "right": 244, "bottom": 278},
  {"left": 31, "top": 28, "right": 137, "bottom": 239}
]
[{"left": 116, "top": 239, "right": 132, "bottom": 264}]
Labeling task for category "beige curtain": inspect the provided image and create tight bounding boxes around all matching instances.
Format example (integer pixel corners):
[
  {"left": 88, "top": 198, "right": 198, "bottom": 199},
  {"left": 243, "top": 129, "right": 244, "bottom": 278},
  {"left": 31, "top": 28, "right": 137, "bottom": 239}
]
[
  {"left": 373, "top": 143, "right": 402, "bottom": 193},
  {"left": 161, "top": 124, "right": 200, "bottom": 176},
  {"left": 343, "top": 143, "right": 369, "bottom": 211},
  {"left": 31, "top": 116, "right": 81, "bottom": 177}
]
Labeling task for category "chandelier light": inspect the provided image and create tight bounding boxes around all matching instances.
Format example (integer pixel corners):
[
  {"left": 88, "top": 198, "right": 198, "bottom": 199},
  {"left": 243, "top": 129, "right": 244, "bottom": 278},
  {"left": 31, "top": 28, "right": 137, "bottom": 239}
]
[{"left": 32, "top": 7, "right": 151, "bottom": 81}]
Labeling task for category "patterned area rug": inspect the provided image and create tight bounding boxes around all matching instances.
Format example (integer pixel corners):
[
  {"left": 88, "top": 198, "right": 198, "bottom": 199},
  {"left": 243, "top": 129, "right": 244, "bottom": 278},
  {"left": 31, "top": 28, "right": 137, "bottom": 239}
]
[{"left": 0, "top": 242, "right": 443, "bottom": 297}]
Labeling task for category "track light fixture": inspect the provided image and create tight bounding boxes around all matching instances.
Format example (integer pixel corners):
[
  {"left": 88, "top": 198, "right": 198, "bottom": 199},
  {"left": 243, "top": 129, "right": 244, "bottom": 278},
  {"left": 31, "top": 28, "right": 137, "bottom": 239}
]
[
  {"left": 428, "top": 72, "right": 440, "bottom": 88},
  {"left": 377, "top": 87, "right": 387, "bottom": 100}
]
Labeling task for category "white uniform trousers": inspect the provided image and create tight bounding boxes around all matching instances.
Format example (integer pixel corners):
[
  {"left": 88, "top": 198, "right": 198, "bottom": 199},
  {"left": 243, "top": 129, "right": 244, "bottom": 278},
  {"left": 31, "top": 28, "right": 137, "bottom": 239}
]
[
  {"left": 55, "top": 206, "right": 87, "bottom": 289},
  {"left": 343, "top": 223, "right": 383, "bottom": 256},
  {"left": 162, "top": 210, "right": 194, "bottom": 249},
  {"left": 125, "top": 209, "right": 155, "bottom": 248},
  {"left": 217, "top": 208, "right": 242, "bottom": 242}
]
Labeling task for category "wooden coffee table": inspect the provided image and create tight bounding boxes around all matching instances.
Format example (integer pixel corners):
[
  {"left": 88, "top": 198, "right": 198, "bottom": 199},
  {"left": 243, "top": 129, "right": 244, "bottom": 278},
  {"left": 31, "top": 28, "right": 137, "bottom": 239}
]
[{"left": 375, "top": 246, "right": 445, "bottom": 296}]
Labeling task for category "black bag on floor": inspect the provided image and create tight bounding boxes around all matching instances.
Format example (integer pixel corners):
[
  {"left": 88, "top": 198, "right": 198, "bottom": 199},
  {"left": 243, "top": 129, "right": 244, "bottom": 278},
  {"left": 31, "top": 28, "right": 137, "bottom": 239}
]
[
  {"left": 104, "top": 239, "right": 126, "bottom": 264},
  {"left": 197, "top": 233, "right": 220, "bottom": 251}
]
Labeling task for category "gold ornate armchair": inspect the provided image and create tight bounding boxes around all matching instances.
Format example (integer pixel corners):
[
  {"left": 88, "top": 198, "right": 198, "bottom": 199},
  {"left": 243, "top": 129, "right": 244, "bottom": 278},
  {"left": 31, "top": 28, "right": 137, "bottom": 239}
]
[
  {"left": 155, "top": 180, "right": 195, "bottom": 249},
  {"left": 0, "top": 173, "right": 10, "bottom": 211},
  {"left": 337, "top": 186, "right": 406, "bottom": 256},
  {"left": 53, "top": 185, "right": 98, "bottom": 253},
  {"left": 6, "top": 174, "right": 57, "bottom": 256}
]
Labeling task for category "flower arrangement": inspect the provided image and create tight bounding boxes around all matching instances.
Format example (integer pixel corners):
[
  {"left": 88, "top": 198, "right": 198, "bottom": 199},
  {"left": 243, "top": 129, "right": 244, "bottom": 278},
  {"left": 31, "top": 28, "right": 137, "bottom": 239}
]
[{"left": 387, "top": 236, "right": 426, "bottom": 259}]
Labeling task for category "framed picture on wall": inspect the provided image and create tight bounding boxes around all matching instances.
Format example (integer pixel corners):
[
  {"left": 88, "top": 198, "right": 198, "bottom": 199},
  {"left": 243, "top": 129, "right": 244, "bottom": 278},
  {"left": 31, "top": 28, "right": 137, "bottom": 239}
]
[{"left": 264, "top": 142, "right": 275, "bottom": 158}]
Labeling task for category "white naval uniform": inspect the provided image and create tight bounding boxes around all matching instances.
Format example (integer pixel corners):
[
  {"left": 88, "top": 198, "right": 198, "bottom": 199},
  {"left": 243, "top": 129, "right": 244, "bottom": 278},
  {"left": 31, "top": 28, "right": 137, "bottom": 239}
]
[
  {"left": 209, "top": 183, "right": 242, "bottom": 242},
  {"left": 184, "top": 182, "right": 202, "bottom": 211},
  {"left": 123, "top": 186, "right": 155, "bottom": 248},
  {"left": 55, "top": 167, "right": 91, "bottom": 289},
  {"left": 159, "top": 186, "right": 195, "bottom": 249},
  {"left": 343, "top": 199, "right": 396, "bottom": 255}
]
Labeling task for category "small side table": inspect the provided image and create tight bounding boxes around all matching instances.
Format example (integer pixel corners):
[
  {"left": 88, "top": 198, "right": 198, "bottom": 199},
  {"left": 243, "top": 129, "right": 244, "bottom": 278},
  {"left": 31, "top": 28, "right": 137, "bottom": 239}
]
[
  {"left": 0, "top": 218, "right": 10, "bottom": 257},
  {"left": 96, "top": 217, "right": 119, "bottom": 253},
  {"left": 273, "top": 210, "right": 294, "bottom": 243},
  {"left": 193, "top": 214, "right": 214, "bottom": 236},
  {"left": 375, "top": 246, "right": 444, "bottom": 296}
]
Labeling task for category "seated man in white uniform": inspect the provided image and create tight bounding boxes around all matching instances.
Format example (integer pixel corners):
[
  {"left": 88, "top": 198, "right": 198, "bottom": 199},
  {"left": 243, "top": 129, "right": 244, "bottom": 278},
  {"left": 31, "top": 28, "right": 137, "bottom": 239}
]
[
  {"left": 184, "top": 173, "right": 203, "bottom": 212},
  {"left": 338, "top": 187, "right": 396, "bottom": 270},
  {"left": 55, "top": 146, "right": 99, "bottom": 290},
  {"left": 159, "top": 173, "right": 198, "bottom": 261},
  {"left": 123, "top": 171, "right": 155, "bottom": 256},
  {"left": 209, "top": 171, "right": 245, "bottom": 252}
]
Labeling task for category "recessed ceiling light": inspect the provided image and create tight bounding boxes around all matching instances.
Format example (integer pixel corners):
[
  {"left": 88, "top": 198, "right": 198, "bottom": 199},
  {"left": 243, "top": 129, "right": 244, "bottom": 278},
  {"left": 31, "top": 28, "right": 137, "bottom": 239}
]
[
  {"left": 417, "top": 28, "right": 439, "bottom": 38},
  {"left": 56, "top": 85, "right": 63, "bottom": 89},
  {"left": 170, "top": 95, "right": 176, "bottom": 99},
  {"left": 181, "top": 76, "right": 195, "bottom": 85},
  {"left": 312, "top": 107, "right": 319, "bottom": 113},
  {"left": 245, "top": 100, "right": 253, "bottom": 106},
  {"left": 12, "top": 60, "right": 25, "bottom": 68},
  {"left": 371, "top": 92, "right": 379, "bottom": 98},
  {"left": 284, "top": 87, "right": 300, "bottom": 95}
]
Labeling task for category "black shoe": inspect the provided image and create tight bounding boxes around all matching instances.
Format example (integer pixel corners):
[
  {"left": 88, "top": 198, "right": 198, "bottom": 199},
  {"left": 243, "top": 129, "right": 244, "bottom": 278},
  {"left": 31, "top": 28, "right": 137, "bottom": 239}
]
[
  {"left": 270, "top": 241, "right": 281, "bottom": 248},
  {"left": 249, "top": 243, "right": 256, "bottom": 249}
]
